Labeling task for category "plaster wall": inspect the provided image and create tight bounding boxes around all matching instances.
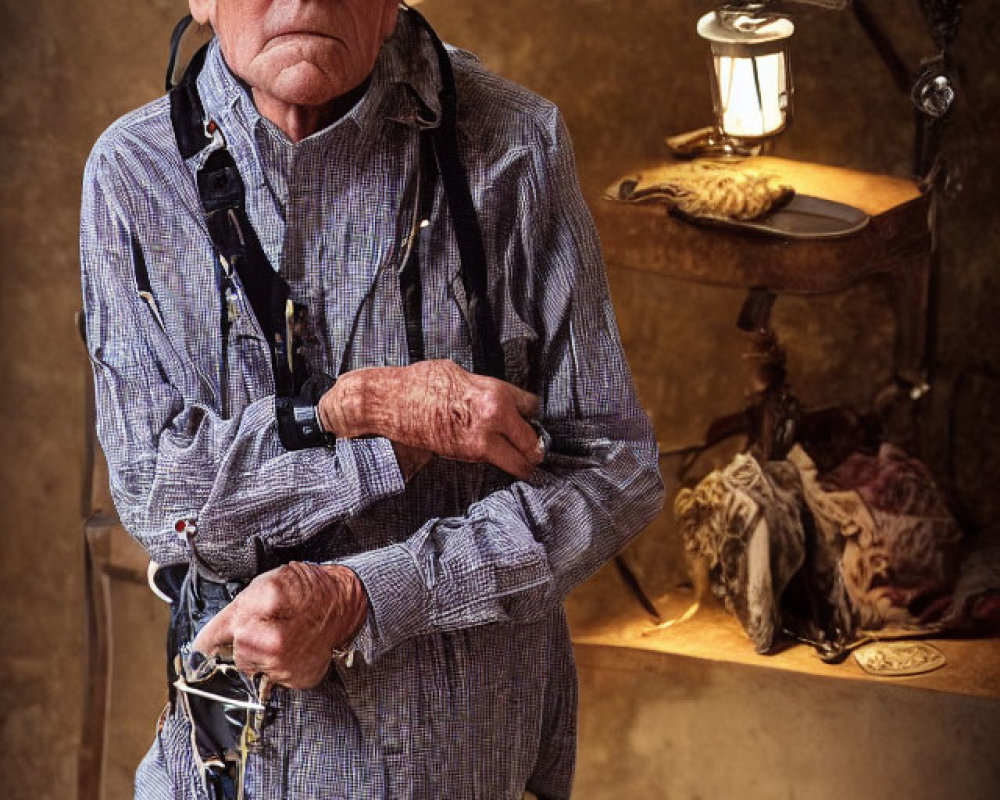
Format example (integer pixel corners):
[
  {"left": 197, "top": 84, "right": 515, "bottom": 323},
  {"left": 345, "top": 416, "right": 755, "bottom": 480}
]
[
  {"left": 574, "top": 648, "right": 1000, "bottom": 800},
  {"left": 0, "top": 1, "right": 996, "bottom": 798}
]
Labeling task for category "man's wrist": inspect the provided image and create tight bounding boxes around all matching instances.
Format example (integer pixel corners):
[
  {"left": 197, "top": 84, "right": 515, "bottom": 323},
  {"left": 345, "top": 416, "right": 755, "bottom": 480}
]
[
  {"left": 320, "top": 563, "right": 370, "bottom": 667},
  {"left": 318, "top": 367, "right": 403, "bottom": 440},
  {"left": 318, "top": 371, "right": 368, "bottom": 438}
]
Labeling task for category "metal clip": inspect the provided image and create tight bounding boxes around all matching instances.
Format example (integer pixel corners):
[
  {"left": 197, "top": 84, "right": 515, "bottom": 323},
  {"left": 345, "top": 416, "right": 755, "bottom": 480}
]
[
  {"left": 284, "top": 299, "right": 296, "bottom": 374},
  {"left": 225, "top": 286, "right": 240, "bottom": 325},
  {"left": 203, "top": 117, "right": 226, "bottom": 150}
]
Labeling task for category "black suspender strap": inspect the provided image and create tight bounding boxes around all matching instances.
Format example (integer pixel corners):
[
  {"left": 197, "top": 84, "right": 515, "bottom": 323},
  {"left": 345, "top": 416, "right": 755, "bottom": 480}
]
[
  {"left": 399, "top": 131, "right": 438, "bottom": 366},
  {"left": 200, "top": 149, "right": 307, "bottom": 402},
  {"left": 170, "top": 46, "right": 307, "bottom": 405},
  {"left": 409, "top": 7, "right": 506, "bottom": 381}
]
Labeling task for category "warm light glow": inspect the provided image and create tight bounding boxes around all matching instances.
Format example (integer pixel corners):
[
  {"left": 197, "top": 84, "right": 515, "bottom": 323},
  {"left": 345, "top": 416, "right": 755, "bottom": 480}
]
[
  {"left": 714, "top": 50, "right": 789, "bottom": 137},
  {"left": 697, "top": 11, "right": 794, "bottom": 143}
]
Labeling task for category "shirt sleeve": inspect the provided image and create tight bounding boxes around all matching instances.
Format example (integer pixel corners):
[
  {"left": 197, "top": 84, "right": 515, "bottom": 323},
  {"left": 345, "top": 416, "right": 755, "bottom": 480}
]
[
  {"left": 338, "top": 109, "right": 665, "bottom": 663},
  {"left": 80, "top": 147, "right": 405, "bottom": 579}
]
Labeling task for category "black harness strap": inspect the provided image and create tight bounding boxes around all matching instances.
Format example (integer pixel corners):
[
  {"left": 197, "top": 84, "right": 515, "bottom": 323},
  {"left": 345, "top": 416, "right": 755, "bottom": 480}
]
[
  {"left": 399, "top": 131, "right": 438, "bottom": 365},
  {"left": 171, "top": 63, "right": 303, "bottom": 400},
  {"left": 199, "top": 149, "right": 305, "bottom": 399},
  {"left": 409, "top": 7, "right": 506, "bottom": 380}
]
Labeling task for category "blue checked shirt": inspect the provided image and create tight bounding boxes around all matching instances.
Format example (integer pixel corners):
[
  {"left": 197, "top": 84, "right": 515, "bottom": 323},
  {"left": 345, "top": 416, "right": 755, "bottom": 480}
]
[{"left": 81, "top": 10, "right": 663, "bottom": 800}]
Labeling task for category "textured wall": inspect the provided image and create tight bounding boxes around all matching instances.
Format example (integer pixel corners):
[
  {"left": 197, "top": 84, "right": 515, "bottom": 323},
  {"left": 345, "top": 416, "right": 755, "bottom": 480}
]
[
  {"left": 0, "top": 2, "right": 184, "bottom": 797},
  {"left": 574, "top": 647, "right": 1000, "bottom": 799},
  {"left": 0, "top": 1, "right": 996, "bottom": 798}
]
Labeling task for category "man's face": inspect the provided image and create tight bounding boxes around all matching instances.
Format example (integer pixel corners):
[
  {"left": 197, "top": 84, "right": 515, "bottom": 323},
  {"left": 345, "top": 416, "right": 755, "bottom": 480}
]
[{"left": 190, "top": 0, "right": 399, "bottom": 108}]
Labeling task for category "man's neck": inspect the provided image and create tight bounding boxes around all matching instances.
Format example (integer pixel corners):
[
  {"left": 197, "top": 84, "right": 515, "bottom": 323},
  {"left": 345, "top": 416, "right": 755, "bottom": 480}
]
[{"left": 252, "top": 78, "right": 372, "bottom": 143}]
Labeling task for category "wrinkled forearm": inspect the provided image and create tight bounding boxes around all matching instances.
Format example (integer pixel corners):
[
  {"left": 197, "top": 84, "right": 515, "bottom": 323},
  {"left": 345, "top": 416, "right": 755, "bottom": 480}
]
[{"left": 318, "top": 360, "right": 544, "bottom": 479}]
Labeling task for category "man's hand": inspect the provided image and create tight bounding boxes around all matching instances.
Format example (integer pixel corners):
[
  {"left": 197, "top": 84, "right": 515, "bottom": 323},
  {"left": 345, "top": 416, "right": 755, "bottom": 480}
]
[
  {"left": 318, "top": 360, "right": 544, "bottom": 480},
  {"left": 391, "top": 441, "right": 435, "bottom": 482},
  {"left": 191, "top": 562, "right": 367, "bottom": 690}
]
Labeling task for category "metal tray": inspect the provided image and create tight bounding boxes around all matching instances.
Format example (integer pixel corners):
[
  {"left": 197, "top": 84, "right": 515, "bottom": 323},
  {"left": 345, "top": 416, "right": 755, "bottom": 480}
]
[{"left": 674, "top": 193, "right": 870, "bottom": 240}]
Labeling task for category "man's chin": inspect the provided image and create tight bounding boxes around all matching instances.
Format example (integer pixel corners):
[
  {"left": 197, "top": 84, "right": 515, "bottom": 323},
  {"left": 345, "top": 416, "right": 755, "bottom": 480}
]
[{"left": 251, "top": 57, "right": 353, "bottom": 108}]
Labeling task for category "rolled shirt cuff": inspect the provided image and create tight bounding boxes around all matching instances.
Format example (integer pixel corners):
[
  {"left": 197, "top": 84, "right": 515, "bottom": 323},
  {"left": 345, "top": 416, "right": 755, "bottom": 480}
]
[
  {"left": 258, "top": 436, "right": 405, "bottom": 558},
  {"left": 341, "top": 436, "right": 406, "bottom": 505},
  {"left": 336, "top": 543, "right": 429, "bottom": 664}
]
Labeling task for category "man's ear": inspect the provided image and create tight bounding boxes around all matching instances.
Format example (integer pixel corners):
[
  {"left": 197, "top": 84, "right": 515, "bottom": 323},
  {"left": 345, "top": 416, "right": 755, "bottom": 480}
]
[
  {"left": 380, "top": 1, "right": 400, "bottom": 41},
  {"left": 189, "top": 0, "right": 214, "bottom": 26}
]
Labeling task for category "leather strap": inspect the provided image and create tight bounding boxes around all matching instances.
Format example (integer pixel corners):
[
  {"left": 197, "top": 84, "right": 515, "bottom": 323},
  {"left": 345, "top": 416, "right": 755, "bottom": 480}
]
[{"left": 408, "top": 6, "right": 506, "bottom": 380}]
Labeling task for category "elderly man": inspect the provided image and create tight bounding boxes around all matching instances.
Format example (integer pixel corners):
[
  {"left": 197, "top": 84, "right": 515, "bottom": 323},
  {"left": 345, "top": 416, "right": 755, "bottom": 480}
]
[{"left": 81, "top": 1, "right": 663, "bottom": 798}]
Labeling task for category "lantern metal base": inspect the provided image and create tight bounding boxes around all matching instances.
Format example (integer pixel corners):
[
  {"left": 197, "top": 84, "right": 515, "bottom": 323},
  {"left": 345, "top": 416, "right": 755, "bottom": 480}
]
[{"left": 666, "top": 126, "right": 763, "bottom": 160}]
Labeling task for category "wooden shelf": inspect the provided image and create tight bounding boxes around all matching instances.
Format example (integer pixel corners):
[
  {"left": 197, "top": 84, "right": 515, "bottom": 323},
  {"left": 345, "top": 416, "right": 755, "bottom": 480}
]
[{"left": 572, "top": 588, "right": 1000, "bottom": 701}]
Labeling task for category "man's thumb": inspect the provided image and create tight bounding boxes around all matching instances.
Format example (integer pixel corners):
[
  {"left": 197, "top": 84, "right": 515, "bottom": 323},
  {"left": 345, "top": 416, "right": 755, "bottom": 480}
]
[
  {"left": 191, "top": 602, "right": 236, "bottom": 657},
  {"left": 510, "top": 385, "right": 541, "bottom": 418}
]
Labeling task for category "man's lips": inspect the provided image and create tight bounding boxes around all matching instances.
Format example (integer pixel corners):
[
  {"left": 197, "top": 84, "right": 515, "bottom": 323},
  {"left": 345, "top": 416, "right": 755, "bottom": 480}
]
[{"left": 263, "top": 31, "right": 340, "bottom": 51}]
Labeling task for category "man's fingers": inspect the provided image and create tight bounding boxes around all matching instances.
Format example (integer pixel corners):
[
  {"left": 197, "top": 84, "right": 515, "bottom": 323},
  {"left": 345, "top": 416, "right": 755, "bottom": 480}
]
[
  {"left": 500, "top": 408, "right": 545, "bottom": 465},
  {"left": 191, "top": 601, "right": 237, "bottom": 657},
  {"left": 486, "top": 434, "right": 535, "bottom": 480},
  {"left": 506, "top": 383, "right": 541, "bottom": 419}
]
